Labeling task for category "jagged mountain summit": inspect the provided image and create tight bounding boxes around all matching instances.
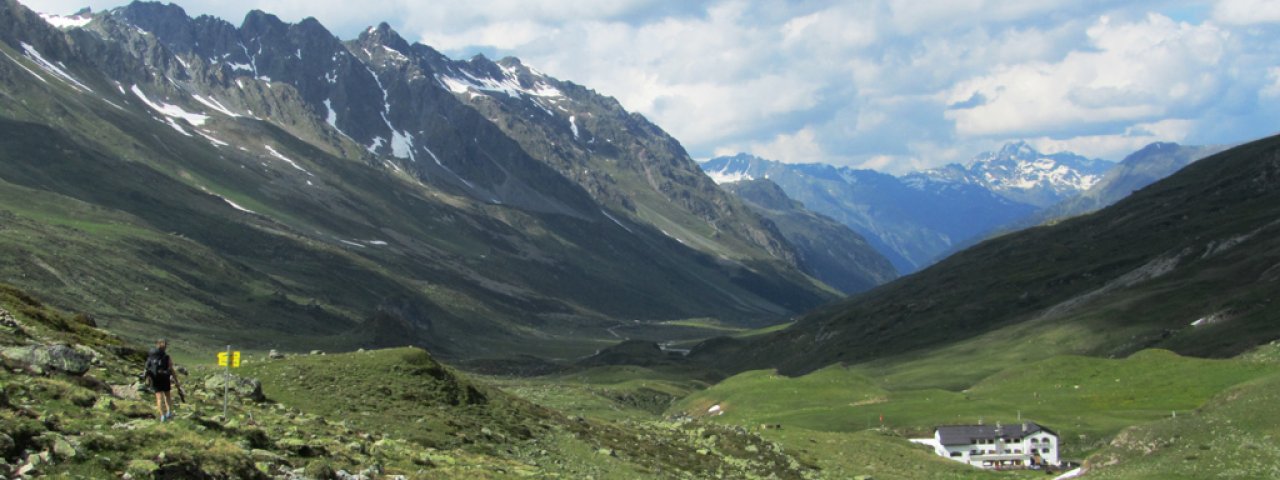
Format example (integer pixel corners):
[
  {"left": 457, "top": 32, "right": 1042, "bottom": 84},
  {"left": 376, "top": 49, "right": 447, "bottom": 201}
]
[
  {"left": 700, "top": 154, "right": 1037, "bottom": 273},
  {"left": 0, "top": 0, "right": 834, "bottom": 358},
  {"left": 906, "top": 141, "right": 1114, "bottom": 207}
]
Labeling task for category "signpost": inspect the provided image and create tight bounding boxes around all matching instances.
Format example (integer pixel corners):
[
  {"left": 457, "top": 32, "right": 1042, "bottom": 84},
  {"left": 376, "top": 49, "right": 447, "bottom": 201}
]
[{"left": 216, "top": 345, "right": 241, "bottom": 419}]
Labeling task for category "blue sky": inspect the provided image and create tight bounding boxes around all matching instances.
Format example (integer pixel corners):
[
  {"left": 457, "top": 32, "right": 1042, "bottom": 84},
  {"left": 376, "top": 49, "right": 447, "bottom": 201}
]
[{"left": 23, "top": 0, "right": 1280, "bottom": 174}]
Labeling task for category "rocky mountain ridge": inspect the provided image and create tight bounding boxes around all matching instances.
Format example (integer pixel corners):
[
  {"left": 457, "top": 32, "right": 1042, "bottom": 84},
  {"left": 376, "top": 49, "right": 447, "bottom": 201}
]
[{"left": 0, "top": 0, "right": 833, "bottom": 359}]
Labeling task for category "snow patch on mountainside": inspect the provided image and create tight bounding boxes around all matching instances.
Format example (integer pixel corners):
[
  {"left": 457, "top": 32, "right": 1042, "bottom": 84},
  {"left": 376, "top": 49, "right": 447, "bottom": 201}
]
[
  {"left": 130, "top": 85, "right": 208, "bottom": 136},
  {"left": 195, "top": 130, "right": 228, "bottom": 147},
  {"left": 191, "top": 95, "right": 239, "bottom": 117},
  {"left": 1, "top": 49, "right": 49, "bottom": 84},
  {"left": 601, "top": 209, "right": 633, "bottom": 233},
  {"left": 390, "top": 130, "right": 415, "bottom": 161},
  {"left": 264, "top": 145, "right": 313, "bottom": 176},
  {"left": 21, "top": 43, "right": 92, "bottom": 92},
  {"left": 435, "top": 66, "right": 563, "bottom": 99}
]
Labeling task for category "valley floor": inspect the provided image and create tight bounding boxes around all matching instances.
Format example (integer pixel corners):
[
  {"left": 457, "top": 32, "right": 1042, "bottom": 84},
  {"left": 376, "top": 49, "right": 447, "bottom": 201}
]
[{"left": 5, "top": 282, "right": 1280, "bottom": 479}]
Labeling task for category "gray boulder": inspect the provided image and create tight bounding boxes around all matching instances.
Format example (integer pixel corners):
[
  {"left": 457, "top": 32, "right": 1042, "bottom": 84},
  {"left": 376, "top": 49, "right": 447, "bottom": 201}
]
[
  {"left": 204, "top": 374, "right": 266, "bottom": 402},
  {"left": 0, "top": 344, "right": 92, "bottom": 375},
  {"left": 0, "top": 307, "right": 17, "bottom": 328}
]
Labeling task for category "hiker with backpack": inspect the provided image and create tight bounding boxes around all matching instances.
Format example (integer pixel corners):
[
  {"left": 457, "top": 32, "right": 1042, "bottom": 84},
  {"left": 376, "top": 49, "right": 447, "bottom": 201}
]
[{"left": 145, "top": 338, "right": 181, "bottom": 421}]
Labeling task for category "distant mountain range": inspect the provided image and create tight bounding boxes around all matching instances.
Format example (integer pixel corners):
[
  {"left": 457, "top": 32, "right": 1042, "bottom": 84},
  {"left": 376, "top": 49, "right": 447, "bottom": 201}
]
[
  {"left": 709, "top": 133, "right": 1280, "bottom": 376},
  {"left": 703, "top": 140, "right": 1218, "bottom": 273},
  {"left": 0, "top": 0, "right": 839, "bottom": 357},
  {"left": 702, "top": 150, "right": 1044, "bottom": 273}
]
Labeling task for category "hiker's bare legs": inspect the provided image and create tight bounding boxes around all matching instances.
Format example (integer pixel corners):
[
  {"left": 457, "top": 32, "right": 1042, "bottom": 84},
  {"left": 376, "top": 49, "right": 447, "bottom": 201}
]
[{"left": 155, "top": 391, "right": 172, "bottom": 419}]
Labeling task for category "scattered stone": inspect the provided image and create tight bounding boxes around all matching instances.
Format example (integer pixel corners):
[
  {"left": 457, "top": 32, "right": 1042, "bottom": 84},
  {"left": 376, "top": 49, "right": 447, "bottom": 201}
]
[
  {"left": 696, "top": 448, "right": 710, "bottom": 456},
  {"left": 268, "top": 350, "right": 285, "bottom": 360},
  {"left": 0, "top": 344, "right": 93, "bottom": 375},
  {"left": 72, "top": 345, "right": 102, "bottom": 365},
  {"left": 250, "top": 449, "right": 284, "bottom": 463},
  {"left": 94, "top": 397, "right": 116, "bottom": 411},
  {"left": 204, "top": 374, "right": 266, "bottom": 402},
  {"left": 310, "top": 350, "right": 324, "bottom": 356},
  {"left": 303, "top": 459, "right": 337, "bottom": 479},
  {"left": 0, "top": 307, "right": 16, "bottom": 325},
  {"left": 22, "top": 452, "right": 47, "bottom": 475},
  {"left": 277, "top": 438, "right": 325, "bottom": 457},
  {"left": 50, "top": 434, "right": 77, "bottom": 460},
  {"left": 596, "top": 448, "right": 616, "bottom": 457},
  {"left": 745, "top": 444, "right": 759, "bottom": 454},
  {"left": 111, "top": 383, "right": 142, "bottom": 400},
  {"left": 125, "top": 459, "right": 160, "bottom": 478}
]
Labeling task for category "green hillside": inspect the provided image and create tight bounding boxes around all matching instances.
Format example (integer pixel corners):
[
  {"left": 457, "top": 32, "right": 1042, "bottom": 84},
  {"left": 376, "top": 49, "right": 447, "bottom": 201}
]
[
  {"left": 723, "top": 178, "right": 898, "bottom": 294},
  {"left": 0, "top": 283, "right": 818, "bottom": 478},
  {"left": 716, "top": 133, "right": 1280, "bottom": 376},
  {"left": 1083, "top": 344, "right": 1280, "bottom": 479},
  {"left": 0, "top": 0, "right": 835, "bottom": 361}
]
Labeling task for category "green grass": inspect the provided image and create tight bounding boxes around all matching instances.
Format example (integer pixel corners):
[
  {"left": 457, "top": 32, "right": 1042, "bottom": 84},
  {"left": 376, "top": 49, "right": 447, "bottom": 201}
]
[
  {"left": 659, "top": 317, "right": 749, "bottom": 332},
  {"left": 1083, "top": 350, "right": 1280, "bottom": 478},
  {"left": 240, "top": 347, "right": 540, "bottom": 450},
  {"left": 672, "top": 349, "right": 1280, "bottom": 459},
  {"left": 489, "top": 364, "right": 711, "bottom": 422}
]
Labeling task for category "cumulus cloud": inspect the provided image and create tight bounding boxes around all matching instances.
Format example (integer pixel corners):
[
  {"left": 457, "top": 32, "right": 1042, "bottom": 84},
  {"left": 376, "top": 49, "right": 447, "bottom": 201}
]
[
  {"left": 1212, "top": 0, "right": 1280, "bottom": 25},
  {"left": 1029, "top": 119, "right": 1197, "bottom": 159},
  {"left": 945, "top": 14, "right": 1230, "bottom": 137},
  {"left": 17, "top": 0, "right": 1280, "bottom": 172}
]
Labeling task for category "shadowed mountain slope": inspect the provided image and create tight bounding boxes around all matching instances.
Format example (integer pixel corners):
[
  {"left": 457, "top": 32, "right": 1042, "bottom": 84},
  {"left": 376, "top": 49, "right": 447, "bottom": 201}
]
[{"left": 706, "top": 133, "right": 1280, "bottom": 375}]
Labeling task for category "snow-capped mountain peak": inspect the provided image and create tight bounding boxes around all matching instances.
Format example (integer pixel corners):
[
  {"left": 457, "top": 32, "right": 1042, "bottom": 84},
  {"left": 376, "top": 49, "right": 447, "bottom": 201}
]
[{"left": 915, "top": 141, "right": 1114, "bottom": 207}]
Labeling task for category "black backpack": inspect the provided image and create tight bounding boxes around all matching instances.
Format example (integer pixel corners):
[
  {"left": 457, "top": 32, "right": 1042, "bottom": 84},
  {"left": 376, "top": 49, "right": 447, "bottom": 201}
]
[{"left": 145, "top": 349, "right": 171, "bottom": 381}]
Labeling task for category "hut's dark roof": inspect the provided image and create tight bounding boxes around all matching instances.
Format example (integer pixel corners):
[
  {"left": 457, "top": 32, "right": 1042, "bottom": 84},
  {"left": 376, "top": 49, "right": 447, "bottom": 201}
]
[{"left": 936, "top": 423, "right": 1055, "bottom": 446}]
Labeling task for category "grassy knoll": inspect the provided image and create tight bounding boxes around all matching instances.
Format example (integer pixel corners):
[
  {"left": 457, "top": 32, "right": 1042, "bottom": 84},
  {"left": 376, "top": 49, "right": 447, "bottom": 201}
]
[
  {"left": 487, "top": 364, "right": 712, "bottom": 422},
  {"left": 1080, "top": 344, "right": 1280, "bottom": 479}
]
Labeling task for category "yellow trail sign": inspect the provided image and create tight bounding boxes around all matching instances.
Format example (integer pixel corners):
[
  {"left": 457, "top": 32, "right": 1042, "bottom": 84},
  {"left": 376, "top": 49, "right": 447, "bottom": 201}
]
[{"left": 216, "top": 351, "right": 242, "bottom": 367}]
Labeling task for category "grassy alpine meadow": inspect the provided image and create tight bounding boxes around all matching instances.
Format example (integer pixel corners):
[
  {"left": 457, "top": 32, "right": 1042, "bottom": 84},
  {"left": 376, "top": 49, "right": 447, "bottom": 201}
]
[
  {"left": 670, "top": 348, "right": 1280, "bottom": 462},
  {"left": 1082, "top": 356, "right": 1280, "bottom": 479}
]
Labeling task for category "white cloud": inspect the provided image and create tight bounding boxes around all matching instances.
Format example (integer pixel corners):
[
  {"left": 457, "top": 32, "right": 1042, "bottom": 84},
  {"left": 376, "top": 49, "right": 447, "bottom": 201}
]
[
  {"left": 1029, "top": 119, "right": 1196, "bottom": 159},
  {"left": 1264, "top": 67, "right": 1280, "bottom": 98},
  {"left": 16, "top": 0, "right": 1280, "bottom": 172},
  {"left": 738, "top": 127, "right": 828, "bottom": 165},
  {"left": 1212, "top": 0, "right": 1280, "bottom": 25},
  {"left": 945, "top": 14, "right": 1230, "bottom": 138}
]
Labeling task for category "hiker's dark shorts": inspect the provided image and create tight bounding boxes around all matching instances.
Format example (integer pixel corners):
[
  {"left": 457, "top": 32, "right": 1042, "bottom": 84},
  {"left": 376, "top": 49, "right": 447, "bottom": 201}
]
[{"left": 152, "top": 375, "right": 171, "bottom": 393}]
